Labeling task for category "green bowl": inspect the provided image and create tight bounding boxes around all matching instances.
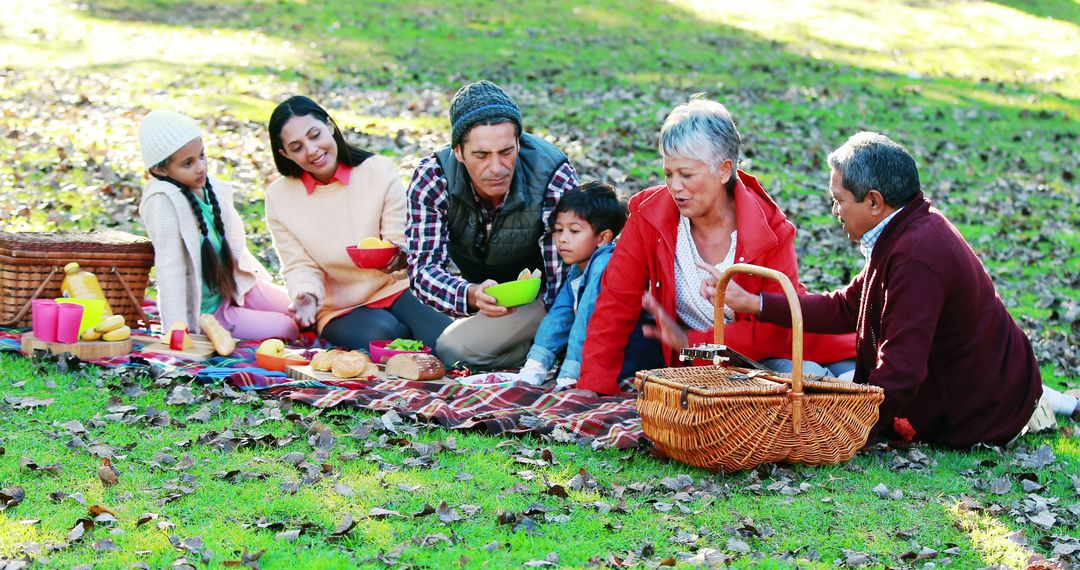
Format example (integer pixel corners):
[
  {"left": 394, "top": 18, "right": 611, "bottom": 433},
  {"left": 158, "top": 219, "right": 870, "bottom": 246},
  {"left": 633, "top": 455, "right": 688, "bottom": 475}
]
[{"left": 485, "top": 277, "right": 541, "bottom": 308}]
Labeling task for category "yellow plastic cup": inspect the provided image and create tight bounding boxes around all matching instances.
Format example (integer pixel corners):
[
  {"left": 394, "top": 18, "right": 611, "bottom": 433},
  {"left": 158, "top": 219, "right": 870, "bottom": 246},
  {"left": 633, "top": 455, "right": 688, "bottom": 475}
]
[{"left": 55, "top": 298, "right": 106, "bottom": 334}]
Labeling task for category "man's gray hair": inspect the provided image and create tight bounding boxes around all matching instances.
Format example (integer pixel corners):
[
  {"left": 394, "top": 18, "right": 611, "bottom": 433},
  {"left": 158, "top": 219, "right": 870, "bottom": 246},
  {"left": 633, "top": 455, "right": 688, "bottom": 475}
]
[
  {"left": 659, "top": 96, "right": 740, "bottom": 173},
  {"left": 827, "top": 132, "right": 921, "bottom": 207}
]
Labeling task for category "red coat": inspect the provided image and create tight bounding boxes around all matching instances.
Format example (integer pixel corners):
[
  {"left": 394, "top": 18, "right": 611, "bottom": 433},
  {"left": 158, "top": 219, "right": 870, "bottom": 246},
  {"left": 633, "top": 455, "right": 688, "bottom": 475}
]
[{"left": 579, "top": 172, "right": 857, "bottom": 395}]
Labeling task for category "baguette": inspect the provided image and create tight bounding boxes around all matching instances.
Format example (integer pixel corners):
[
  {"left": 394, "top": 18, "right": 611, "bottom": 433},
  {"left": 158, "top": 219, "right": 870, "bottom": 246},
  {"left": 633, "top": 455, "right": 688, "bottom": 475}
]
[
  {"left": 199, "top": 314, "right": 236, "bottom": 356},
  {"left": 385, "top": 353, "right": 445, "bottom": 381}
]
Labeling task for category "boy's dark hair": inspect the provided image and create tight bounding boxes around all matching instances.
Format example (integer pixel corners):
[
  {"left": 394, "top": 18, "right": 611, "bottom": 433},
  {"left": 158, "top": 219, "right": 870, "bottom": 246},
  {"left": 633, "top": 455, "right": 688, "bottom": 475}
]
[
  {"left": 268, "top": 95, "right": 374, "bottom": 178},
  {"left": 552, "top": 181, "right": 628, "bottom": 236}
]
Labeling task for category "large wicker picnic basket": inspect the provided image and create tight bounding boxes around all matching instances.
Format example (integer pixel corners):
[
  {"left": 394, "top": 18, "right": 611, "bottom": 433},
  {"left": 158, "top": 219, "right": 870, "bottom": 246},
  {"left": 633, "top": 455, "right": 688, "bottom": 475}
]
[
  {"left": 0, "top": 231, "right": 154, "bottom": 328},
  {"left": 635, "top": 264, "right": 884, "bottom": 472}
]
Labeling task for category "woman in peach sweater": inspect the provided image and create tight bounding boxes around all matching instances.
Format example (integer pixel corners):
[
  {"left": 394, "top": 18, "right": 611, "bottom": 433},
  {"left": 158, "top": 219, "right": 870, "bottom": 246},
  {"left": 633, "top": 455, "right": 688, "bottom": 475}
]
[{"left": 265, "top": 96, "right": 451, "bottom": 351}]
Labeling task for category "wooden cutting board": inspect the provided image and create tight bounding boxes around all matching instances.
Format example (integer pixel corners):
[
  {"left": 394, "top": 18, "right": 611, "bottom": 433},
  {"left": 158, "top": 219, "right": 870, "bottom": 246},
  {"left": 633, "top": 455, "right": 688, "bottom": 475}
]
[
  {"left": 286, "top": 364, "right": 455, "bottom": 384},
  {"left": 286, "top": 363, "right": 382, "bottom": 382},
  {"left": 131, "top": 333, "right": 217, "bottom": 360},
  {"left": 21, "top": 332, "right": 133, "bottom": 359}
]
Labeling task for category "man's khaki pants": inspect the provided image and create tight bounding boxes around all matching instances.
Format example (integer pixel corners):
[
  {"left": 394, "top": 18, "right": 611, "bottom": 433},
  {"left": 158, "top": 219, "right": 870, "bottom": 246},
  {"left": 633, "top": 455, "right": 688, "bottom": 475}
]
[{"left": 436, "top": 300, "right": 546, "bottom": 369}]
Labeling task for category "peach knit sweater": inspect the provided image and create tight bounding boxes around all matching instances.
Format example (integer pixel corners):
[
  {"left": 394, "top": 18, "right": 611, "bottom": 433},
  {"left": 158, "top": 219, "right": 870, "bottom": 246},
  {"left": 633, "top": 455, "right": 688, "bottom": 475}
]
[{"left": 265, "top": 155, "right": 409, "bottom": 332}]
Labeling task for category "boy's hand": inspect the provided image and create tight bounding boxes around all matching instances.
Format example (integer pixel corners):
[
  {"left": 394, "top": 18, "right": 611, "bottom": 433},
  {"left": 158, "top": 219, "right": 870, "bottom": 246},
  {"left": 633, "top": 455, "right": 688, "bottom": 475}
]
[{"left": 467, "top": 280, "right": 515, "bottom": 318}]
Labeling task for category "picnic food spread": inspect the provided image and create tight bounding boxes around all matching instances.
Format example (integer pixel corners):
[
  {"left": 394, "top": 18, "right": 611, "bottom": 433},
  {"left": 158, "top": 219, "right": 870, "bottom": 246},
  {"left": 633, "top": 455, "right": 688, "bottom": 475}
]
[
  {"left": 256, "top": 338, "right": 286, "bottom": 357},
  {"left": 81, "top": 314, "right": 129, "bottom": 342},
  {"left": 199, "top": 313, "right": 236, "bottom": 356},
  {"left": 356, "top": 236, "right": 394, "bottom": 249},
  {"left": 61, "top": 262, "right": 114, "bottom": 316},
  {"left": 516, "top": 268, "right": 541, "bottom": 280},
  {"left": 385, "top": 352, "right": 445, "bottom": 380},
  {"left": 165, "top": 321, "right": 193, "bottom": 350},
  {"left": 386, "top": 338, "right": 424, "bottom": 351},
  {"left": 330, "top": 351, "right": 371, "bottom": 379}
]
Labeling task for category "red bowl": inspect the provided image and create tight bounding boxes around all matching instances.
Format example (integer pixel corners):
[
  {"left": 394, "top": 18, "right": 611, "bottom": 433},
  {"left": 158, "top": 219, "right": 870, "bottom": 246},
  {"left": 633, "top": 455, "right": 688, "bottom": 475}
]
[
  {"left": 255, "top": 351, "right": 310, "bottom": 372},
  {"left": 346, "top": 244, "right": 399, "bottom": 270},
  {"left": 368, "top": 339, "right": 433, "bottom": 364}
]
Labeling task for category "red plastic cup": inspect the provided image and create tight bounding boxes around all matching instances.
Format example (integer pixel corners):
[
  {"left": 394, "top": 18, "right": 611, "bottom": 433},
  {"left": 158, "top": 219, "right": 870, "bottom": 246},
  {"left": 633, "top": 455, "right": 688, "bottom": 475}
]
[
  {"left": 32, "top": 299, "right": 59, "bottom": 342},
  {"left": 56, "top": 302, "right": 85, "bottom": 344}
]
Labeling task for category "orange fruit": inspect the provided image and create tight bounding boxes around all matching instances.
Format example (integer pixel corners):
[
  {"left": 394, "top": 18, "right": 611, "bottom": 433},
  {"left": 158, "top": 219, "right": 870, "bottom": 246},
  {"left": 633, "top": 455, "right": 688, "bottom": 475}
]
[{"left": 357, "top": 237, "right": 384, "bottom": 249}]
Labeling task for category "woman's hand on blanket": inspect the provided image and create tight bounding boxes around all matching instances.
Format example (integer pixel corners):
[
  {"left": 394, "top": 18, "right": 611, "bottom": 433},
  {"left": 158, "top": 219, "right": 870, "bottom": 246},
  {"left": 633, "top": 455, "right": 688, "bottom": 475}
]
[
  {"left": 641, "top": 292, "right": 688, "bottom": 350},
  {"left": 697, "top": 262, "right": 761, "bottom": 316},
  {"left": 289, "top": 292, "right": 320, "bottom": 329},
  {"left": 468, "top": 280, "right": 514, "bottom": 318}
]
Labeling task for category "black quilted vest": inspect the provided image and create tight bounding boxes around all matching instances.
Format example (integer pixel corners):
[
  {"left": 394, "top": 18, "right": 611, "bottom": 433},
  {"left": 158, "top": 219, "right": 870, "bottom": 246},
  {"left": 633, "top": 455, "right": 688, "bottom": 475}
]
[{"left": 435, "top": 133, "right": 569, "bottom": 284}]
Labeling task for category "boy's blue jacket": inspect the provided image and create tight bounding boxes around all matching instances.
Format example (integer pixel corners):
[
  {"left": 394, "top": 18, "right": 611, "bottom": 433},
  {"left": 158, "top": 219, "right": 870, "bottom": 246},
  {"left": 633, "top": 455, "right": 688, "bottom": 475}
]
[{"left": 526, "top": 243, "right": 615, "bottom": 380}]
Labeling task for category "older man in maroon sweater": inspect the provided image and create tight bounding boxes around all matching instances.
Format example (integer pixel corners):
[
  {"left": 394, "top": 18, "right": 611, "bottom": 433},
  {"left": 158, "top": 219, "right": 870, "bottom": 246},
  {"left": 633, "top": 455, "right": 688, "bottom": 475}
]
[{"left": 723, "top": 132, "right": 1043, "bottom": 448}]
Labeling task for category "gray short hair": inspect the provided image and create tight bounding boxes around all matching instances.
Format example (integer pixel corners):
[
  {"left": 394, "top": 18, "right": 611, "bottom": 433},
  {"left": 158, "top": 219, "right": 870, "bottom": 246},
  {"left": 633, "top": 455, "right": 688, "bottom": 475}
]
[
  {"left": 659, "top": 97, "right": 740, "bottom": 173},
  {"left": 827, "top": 132, "right": 921, "bottom": 207}
]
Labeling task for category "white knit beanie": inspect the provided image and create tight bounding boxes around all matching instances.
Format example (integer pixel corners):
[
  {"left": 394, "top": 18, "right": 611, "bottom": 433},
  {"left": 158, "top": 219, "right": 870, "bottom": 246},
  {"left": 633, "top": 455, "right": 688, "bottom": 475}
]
[{"left": 138, "top": 110, "right": 202, "bottom": 169}]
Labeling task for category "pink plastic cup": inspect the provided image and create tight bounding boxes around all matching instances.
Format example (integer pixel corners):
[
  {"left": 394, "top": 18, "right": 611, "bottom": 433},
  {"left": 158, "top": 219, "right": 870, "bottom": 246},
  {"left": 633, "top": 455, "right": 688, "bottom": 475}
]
[
  {"left": 32, "top": 299, "right": 59, "bottom": 342},
  {"left": 56, "top": 302, "right": 84, "bottom": 344}
]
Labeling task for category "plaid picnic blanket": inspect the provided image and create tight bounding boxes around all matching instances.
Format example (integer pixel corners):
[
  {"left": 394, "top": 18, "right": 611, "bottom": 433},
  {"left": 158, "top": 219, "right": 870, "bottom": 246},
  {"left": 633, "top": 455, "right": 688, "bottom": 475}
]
[
  {"left": 1, "top": 321, "right": 646, "bottom": 449},
  {"left": 226, "top": 372, "right": 644, "bottom": 449}
]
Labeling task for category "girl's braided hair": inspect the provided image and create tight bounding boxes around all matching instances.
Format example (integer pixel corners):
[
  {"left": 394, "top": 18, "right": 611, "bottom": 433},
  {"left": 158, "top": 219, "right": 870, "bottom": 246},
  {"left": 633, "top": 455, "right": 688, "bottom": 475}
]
[{"left": 152, "top": 166, "right": 238, "bottom": 301}]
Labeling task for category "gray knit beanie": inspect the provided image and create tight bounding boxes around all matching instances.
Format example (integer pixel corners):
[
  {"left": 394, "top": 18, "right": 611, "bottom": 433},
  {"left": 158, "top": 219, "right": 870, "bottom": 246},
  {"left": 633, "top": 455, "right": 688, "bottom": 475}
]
[
  {"left": 449, "top": 81, "right": 522, "bottom": 148},
  {"left": 138, "top": 110, "right": 202, "bottom": 168}
]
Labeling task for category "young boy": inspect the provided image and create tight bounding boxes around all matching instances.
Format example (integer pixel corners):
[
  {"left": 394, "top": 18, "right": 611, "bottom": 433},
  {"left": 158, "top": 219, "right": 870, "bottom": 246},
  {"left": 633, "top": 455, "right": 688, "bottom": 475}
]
[{"left": 519, "top": 182, "right": 663, "bottom": 388}]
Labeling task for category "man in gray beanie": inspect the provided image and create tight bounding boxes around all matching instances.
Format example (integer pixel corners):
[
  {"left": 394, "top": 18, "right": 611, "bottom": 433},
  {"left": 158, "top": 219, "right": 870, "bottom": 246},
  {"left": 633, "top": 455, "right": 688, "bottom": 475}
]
[{"left": 406, "top": 80, "right": 579, "bottom": 369}]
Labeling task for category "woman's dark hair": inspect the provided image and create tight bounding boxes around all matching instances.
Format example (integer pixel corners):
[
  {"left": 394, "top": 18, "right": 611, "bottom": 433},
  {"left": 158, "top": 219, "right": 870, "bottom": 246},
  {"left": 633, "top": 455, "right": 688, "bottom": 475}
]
[
  {"left": 552, "top": 181, "right": 628, "bottom": 236},
  {"left": 268, "top": 95, "right": 374, "bottom": 177},
  {"left": 150, "top": 167, "right": 238, "bottom": 301}
]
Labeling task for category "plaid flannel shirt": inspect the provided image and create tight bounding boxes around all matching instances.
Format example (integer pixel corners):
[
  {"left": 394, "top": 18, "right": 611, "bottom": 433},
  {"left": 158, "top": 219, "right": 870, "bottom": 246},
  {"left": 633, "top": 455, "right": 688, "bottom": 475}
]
[{"left": 406, "top": 153, "right": 578, "bottom": 317}]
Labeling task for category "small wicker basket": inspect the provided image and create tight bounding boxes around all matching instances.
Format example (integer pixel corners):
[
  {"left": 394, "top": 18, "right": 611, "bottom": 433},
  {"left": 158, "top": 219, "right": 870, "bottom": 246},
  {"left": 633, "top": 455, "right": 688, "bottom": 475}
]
[
  {"left": 0, "top": 231, "right": 154, "bottom": 328},
  {"left": 635, "top": 263, "right": 884, "bottom": 472}
]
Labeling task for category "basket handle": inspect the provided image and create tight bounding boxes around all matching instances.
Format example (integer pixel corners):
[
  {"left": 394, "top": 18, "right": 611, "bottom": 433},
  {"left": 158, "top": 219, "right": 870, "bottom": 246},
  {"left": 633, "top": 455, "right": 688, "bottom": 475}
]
[
  {"left": 712, "top": 263, "right": 806, "bottom": 432},
  {"left": 110, "top": 267, "right": 150, "bottom": 327},
  {"left": 0, "top": 267, "right": 59, "bottom": 326}
]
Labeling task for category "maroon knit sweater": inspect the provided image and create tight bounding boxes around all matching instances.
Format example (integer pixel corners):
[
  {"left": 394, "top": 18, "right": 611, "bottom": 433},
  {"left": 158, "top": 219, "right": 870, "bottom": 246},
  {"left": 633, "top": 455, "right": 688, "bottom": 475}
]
[{"left": 760, "top": 193, "right": 1042, "bottom": 448}]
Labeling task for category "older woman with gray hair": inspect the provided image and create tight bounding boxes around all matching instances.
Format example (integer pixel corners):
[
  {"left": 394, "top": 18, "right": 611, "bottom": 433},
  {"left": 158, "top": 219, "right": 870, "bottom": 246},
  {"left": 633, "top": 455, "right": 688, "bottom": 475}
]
[{"left": 577, "top": 97, "right": 856, "bottom": 394}]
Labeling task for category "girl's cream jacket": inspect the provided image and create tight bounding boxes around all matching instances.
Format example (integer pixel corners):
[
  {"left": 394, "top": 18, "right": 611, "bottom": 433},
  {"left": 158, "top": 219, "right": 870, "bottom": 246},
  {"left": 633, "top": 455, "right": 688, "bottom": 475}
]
[{"left": 138, "top": 176, "right": 270, "bottom": 333}]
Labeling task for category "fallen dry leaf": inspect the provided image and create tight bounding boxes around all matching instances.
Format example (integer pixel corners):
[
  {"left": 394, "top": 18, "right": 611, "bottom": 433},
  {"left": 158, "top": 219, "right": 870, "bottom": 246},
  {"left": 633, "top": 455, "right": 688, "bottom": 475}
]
[{"left": 98, "top": 458, "right": 119, "bottom": 487}]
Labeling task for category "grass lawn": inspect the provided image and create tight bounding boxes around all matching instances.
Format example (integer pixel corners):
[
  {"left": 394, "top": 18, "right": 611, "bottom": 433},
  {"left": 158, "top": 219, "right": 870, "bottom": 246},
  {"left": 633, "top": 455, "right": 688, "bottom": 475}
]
[{"left": 1, "top": 0, "right": 1078, "bottom": 567}]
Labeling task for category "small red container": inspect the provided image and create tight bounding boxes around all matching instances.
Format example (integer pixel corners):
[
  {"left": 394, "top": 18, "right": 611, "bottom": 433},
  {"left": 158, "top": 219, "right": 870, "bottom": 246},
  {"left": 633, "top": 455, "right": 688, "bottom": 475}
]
[
  {"left": 255, "top": 352, "right": 310, "bottom": 372},
  {"left": 346, "top": 244, "right": 399, "bottom": 270}
]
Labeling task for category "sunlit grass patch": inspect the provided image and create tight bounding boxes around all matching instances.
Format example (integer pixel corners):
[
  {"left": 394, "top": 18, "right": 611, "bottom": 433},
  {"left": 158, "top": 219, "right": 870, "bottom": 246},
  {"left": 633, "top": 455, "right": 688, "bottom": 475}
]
[
  {"left": 0, "top": 0, "right": 307, "bottom": 73},
  {"left": 679, "top": 0, "right": 1080, "bottom": 100},
  {"left": 951, "top": 503, "right": 1036, "bottom": 568}
]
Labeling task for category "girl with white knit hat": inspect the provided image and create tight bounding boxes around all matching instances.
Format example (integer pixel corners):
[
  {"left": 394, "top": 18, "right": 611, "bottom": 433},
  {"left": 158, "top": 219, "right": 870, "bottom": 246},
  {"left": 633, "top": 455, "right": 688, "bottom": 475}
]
[{"left": 137, "top": 110, "right": 298, "bottom": 340}]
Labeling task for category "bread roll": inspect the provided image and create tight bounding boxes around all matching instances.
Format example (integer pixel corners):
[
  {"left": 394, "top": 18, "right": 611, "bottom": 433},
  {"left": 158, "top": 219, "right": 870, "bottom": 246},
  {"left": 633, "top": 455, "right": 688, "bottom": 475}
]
[
  {"left": 385, "top": 353, "right": 445, "bottom": 381},
  {"left": 311, "top": 350, "right": 344, "bottom": 372},
  {"left": 199, "top": 314, "right": 236, "bottom": 356},
  {"left": 331, "top": 351, "right": 371, "bottom": 379}
]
